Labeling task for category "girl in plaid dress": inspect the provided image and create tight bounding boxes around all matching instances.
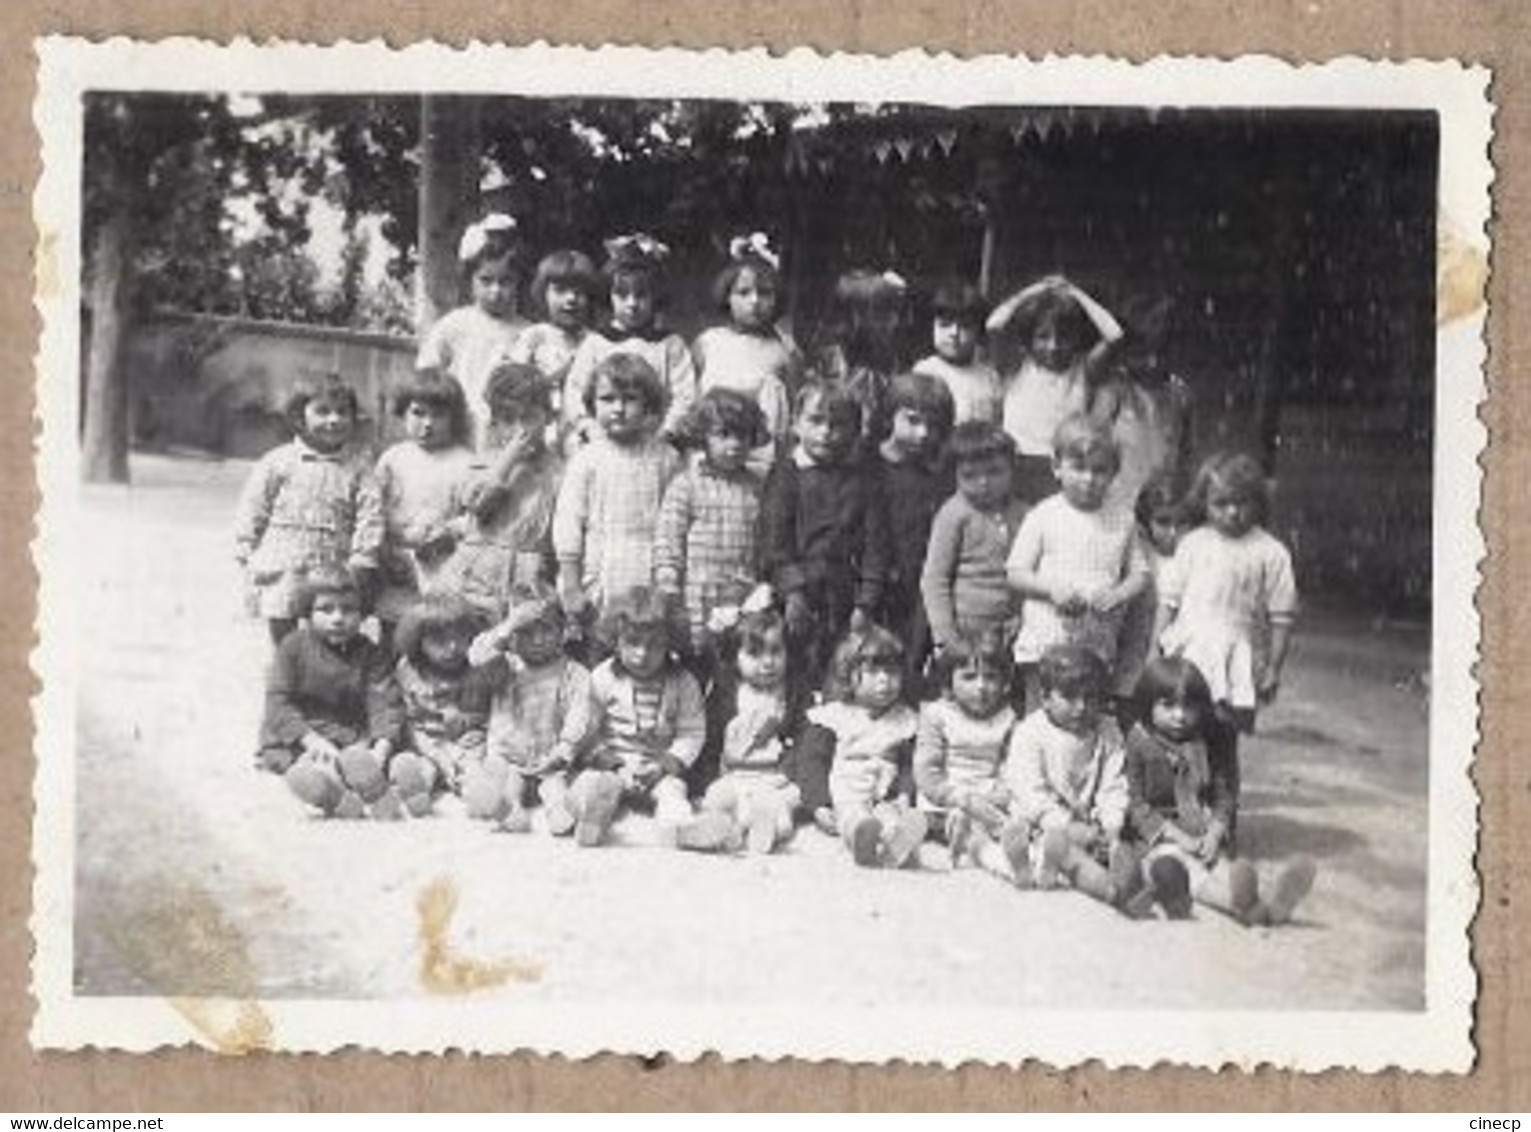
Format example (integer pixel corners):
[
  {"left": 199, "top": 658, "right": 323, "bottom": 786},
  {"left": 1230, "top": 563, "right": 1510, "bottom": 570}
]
[
  {"left": 653, "top": 388, "right": 771, "bottom": 672},
  {"left": 233, "top": 372, "right": 383, "bottom": 646}
]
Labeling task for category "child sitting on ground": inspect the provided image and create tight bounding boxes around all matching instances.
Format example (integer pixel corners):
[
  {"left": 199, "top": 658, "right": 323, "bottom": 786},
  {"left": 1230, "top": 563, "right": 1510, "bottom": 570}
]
[
  {"left": 258, "top": 565, "right": 404, "bottom": 820},
  {"left": 384, "top": 594, "right": 498, "bottom": 816},
  {"left": 567, "top": 587, "right": 706, "bottom": 847},
  {"left": 1006, "top": 412, "right": 1148, "bottom": 710},
  {"left": 913, "top": 629, "right": 1017, "bottom": 870},
  {"left": 680, "top": 597, "right": 803, "bottom": 855},
  {"left": 554, "top": 353, "right": 681, "bottom": 653},
  {"left": 1124, "top": 656, "right": 1317, "bottom": 923},
  {"left": 1004, "top": 645, "right": 1148, "bottom": 914},
  {"left": 794, "top": 624, "right": 926, "bottom": 868},
  {"left": 461, "top": 582, "right": 593, "bottom": 834},
  {"left": 372, "top": 370, "right": 475, "bottom": 644},
  {"left": 921, "top": 421, "right": 1029, "bottom": 657},
  {"left": 913, "top": 281, "right": 1001, "bottom": 426},
  {"left": 233, "top": 371, "right": 383, "bottom": 646}
]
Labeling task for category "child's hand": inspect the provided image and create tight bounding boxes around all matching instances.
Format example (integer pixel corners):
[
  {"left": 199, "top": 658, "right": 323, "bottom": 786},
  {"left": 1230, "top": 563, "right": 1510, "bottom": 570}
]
[
  {"left": 1195, "top": 825, "right": 1226, "bottom": 862},
  {"left": 1066, "top": 820, "right": 1101, "bottom": 851},
  {"left": 963, "top": 792, "right": 1007, "bottom": 831},
  {"left": 784, "top": 591, "right": 814, "bottom": 638},
  {"left": 1088, "top": 586, "right": 1123, "bottom": 614},
  {"left": 1051, "top": 583, "right": 1087, "bottom": 615},
  {"left": 560, "top": 581, "right": 591, "bottom": 623},
  {"left": 1257, "top": 669, "right": 1282, "bottom": 704}
]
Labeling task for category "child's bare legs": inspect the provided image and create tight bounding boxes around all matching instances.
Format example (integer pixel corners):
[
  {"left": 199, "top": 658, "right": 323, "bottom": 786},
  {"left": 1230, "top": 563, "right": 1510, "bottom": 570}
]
[
  {"left": 460, "top": 756, "right": 511, "bottom": 822},
  {"left": 1039, "top": 826, "right": 1150, "bottom": 916},
  {"left": 839, "top": 801, "right": 927, "bottom": 869},
  {"left": 1144, "top": 845, "right": 1316, "bottom": 926},
  {"left": 387, "top": 748, "right": 443, "bottom": 817}
]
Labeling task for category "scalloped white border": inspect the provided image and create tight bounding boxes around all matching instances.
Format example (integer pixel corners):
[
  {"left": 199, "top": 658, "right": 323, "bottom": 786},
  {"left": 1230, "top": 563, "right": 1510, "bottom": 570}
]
[{"left": 28, "top": 36, "right": 1490, "bottom": 1071}]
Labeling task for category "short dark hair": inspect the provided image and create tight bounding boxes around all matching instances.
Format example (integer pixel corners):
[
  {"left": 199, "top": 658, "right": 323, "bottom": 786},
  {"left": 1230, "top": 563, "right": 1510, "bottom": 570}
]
[
  {"left": 873, "top": 370, "right": 955, "bottom": 445},
  {"left": 735, "top": 606, "right": 787, "bottom": 656},
  {"left": 1134, "top": 470, "right": 1188, "bottom": 531},
  {"left": 931, "top": 628, "right": 1013, "bottom": 695},
  {"left": 671, "top": 387, "right": 771, "bottom": 452},
  {"left": 948, "top": 420, "right": 1016, "bottom": 468},
  {"left": 794, "top": 378, "right": 862, "bottom": 433},
  {"left": 392, "top": 369, "right": 468, "bottom": 441},
  {"left": 484, "top": 362, "right": 553, "bottom": 426},
  {"left": 823, "top": 622, "right": 905, "bottom": 703},
  {"left": 930, "top": 281, "right": 989, "bottom": 328},
  {"left": 601, "top": 586, "right": 680, "bottom": 658},
  {"left": 711, "top": 257, "right": 781, "bottom": 313},
  {"left": 294, "top": 563, "right": 363, "bottom": 618},
  {"left": 394, "top": 593, "right": 491, "bottom": 666},
  {"left": 282, "top": 372, "right": 359, "bottom": 436},
  {"left": 1036, "top": 644, "right": 1109, "bottom": 701},
  {"left": 529, "top": 249, "right": 600, "bottom": 315},
  {"left": 1132, "top": 656, "right": 1214, "bottom": 728},
  {"left": 583, "top": 352, "right": 667, "bottom": 420}
]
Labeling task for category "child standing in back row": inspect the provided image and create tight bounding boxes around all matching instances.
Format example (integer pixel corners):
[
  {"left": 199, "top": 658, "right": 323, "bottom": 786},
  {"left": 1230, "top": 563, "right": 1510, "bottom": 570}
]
[
  {"left": 234, "top": 372, "right": 383, "bottom": 646},
  {"left": 417, "top": 214, "right": 528, "bottom": 450},
  {"left": 692, "top": 234, "right": 800, "bottom": 468},
  {"left": 509, "top": 249, "right": 600, "bottom": 419},
  {"left": 562, "top": 234, "right": 697, "bottom": 446},
  {"left": 914, "top": 281, "right": 1001, "bottom": 426}
]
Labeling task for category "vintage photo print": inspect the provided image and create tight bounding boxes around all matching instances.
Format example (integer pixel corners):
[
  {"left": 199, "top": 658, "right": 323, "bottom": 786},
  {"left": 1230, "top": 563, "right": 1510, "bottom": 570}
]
[{"left": 29, "top": 39, "right": 1490, "bottom": 1070}]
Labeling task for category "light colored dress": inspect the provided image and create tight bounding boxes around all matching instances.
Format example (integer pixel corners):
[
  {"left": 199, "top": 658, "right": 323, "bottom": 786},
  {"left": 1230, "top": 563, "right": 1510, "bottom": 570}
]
[
  {"left": 373, "top": 440, "right": 475, "bottom": 621},
  {"left": 233, "top": 438, "right": 383, "bottom": 620},
  {"left": 1006, "top": 494, "right": 1148, "bottom": 665},
  {"left": 562, "top": 327, "right": 697, "bottom": 443},
  {"left": 1158, "top": 525, "right": 1298, "bottom": 712},
  {"left": 417, "top": 306, "right": 528, "bottom": 450},
  {"left": 812, "top": 700, "right": 920, "bottom": 816},
  {"left": 913, "top": 354, "right": 1002, "bottom": 426},
  {"left": 1004, "top": 710, "right": 1129, "bottom": 840},
  {"left": 1001, "top": 357, "right": 1090, "bottom": 458},
  {"left": 509, "top": 321, "right": 587, "bottom": 420},
  {"left": 692, "top": 325, "right": 798, "bottom": 455}
]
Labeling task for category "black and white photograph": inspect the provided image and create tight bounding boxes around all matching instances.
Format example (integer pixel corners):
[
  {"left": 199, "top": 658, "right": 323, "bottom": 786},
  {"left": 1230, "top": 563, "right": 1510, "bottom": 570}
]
[{"left": 30, "top": 40, "right": 1487, "bottom": 1068}]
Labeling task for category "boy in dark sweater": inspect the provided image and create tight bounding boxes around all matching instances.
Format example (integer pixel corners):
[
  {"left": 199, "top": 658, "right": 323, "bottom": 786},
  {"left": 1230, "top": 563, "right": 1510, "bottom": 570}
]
[
  {"left": 757, "top": 378, "right": 889, "bottom": 705},
  {"left": 257, "top": 565, "right": 406, "bottom": 819}
]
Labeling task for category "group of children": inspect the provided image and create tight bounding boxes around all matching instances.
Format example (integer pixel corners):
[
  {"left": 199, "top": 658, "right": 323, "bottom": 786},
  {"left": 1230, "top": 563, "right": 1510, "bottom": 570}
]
[{"left": 233, "top": 213, "right": 1316, "bottom": 926}]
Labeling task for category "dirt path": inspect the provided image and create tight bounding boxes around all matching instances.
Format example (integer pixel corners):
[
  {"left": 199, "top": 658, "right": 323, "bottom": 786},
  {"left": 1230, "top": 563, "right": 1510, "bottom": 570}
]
[{"left": 71, "top": 454, "right": 1430, "bottom": 1011}]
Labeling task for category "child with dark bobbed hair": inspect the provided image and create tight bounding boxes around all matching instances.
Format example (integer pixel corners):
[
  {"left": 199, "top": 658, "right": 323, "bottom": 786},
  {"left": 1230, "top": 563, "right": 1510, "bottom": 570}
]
[
  {"left": 914, "top": 281, "right": 1001, "bottom": 426},
  {"left": 510, "top": 249, "right": 601, "bottom": 411}
]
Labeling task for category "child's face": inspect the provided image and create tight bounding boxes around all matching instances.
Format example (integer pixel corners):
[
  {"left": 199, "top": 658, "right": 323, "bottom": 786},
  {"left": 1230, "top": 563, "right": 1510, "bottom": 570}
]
[
  {"left": 795, "top": 395, "right": 855, "bottom": 465},
  {"left": 1146, "top": 509, "right": 1187, "bottom": 557},
  {"left": 309, "top": 591, "right": 363, "bottom": 645},
  {"left": 301, "top": 396, "right": 356, "bottom": 454},
  {"left": 853, "top": 662, "right": 903, "bottom": 715},
  {"left": 420, "top": 627, "right": 470, "bottom": 672},
  {"left": 593, "top": 377, "right": 654, "bottom": 445},
  {"left": 545, "top": 281, "right": 590, "bottom": 330},
  {"left": 1205, "top": 483, "right": 1258, "bottom": 538},
  {"left": 704, "top": 427, "right": 749, "bottom": 474},
  {"left": 1030, "top": 314, "right": 1075, "bottom": 372},
  {"left": 956, "top": 454, "right": 1014, "bottom": 512},
  {"left": 736, "top": 627, "right": 787, "bottom": 691},
  {"left": 472, "top": 255, "right": 518, "bottom": 319},
  {"left": 932, "top": 315, "right": 978, "bottom": 366},
  {"left": 617, "top": 627, "right": 668, "bottom": 681},
  {"left": 511, "top": 617, "right": 564, "bottom": 667},
  {"left": 885, "top": 406, "right": 936, "bottom": 462},
  {"left": 491, "top": 404, "right": 549, "bottom": 456},
  {"left": 1055, "top": 451, "right": 1116, "bottom": 512},
  {"left": 610, "top": 277, "right": 655, "bottom": 333},
  {"left": 1042, "top": 683, "right": 1100, "bottom": 736},
  {"left": 728, "top": 267, "right": 777, "bottom": 332},
  {"left": 1150, "top": 695, "right": 1202, "bottom": 743},
  {"left": 950, "top": 660, "right": 1006, "bottom": 719},
  {"left": 403, "top": 400, "right": 452, "bottom": 450}
]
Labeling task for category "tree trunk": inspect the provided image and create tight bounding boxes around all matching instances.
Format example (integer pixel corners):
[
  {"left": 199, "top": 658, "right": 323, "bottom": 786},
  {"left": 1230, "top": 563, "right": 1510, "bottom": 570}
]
[
  {"left": 81, "top": 205, "right": 132, "bottom": 484},
  {"left": 417, "top": 95, "right": 483, "bottom": 332}
]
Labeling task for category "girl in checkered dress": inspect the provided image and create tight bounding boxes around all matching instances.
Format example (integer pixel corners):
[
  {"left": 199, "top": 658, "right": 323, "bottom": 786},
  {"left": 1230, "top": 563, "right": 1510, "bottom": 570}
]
[{"left": 653, "top": 388, "right": 771, "bottom": 672}]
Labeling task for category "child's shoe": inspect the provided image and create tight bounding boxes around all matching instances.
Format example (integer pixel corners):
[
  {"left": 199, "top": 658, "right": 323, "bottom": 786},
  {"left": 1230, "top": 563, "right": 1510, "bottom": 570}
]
[
  {"left": 1228, "top": 859, "right": 1262, "bottom": 925},
  {"left": 368, "top": 788, "right": 405, "bottom": 822},
  {"left": 1036, "top": 828, "right": 1071, "bottom": 890},
  {"left": 946, "top": 811, "right": 974, "bottom": 867},
  {"left": 849, "top": 814, "right": 883, "bottom": 867},
  {"left": 338, "top": 746, "right": 388, "bottom": 802},
  {"left": 543, "top": 796, "right": 577, "bottom": 838},
  {"left": 1001, "top": 824, "right": 1034, "bottom": 888},
  {"left": 1147, "top": 855, "right": 1193, "bottom": 920},
  {"left": 813, "top": 805, "right": 839, "bottom": 837},
  {"left": 460, "top": 769, "right": 507, "bottom": 822},
  {"left": 1108, "top": 842, "right": 1144, "bottom": 904},
  {"left": 883, "top": 810, "right": 928, "bottom": 870},
  {"left": 286, "top": 762, "right": 343, "bottom": 813},
  {"left": 573, "top": 772, "right": 621, "bottom": 848},
  {"left": 1262, "top": 856, "right": 1317, "bottom": 926},
  {"left": 334, "top": 790, "right": 368, "bottom": 821},
  {"left": 402, "top": 790, "right": 435, "bottom": 819},
  {"left": 676, "top": 811, "right": 742, "bottom": 853},
  {"left": 497, "top": 807, "right": 533, "bottom": 834},
  {"left": 389, "top": 754, "right": 434, "bottom": 803}
]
